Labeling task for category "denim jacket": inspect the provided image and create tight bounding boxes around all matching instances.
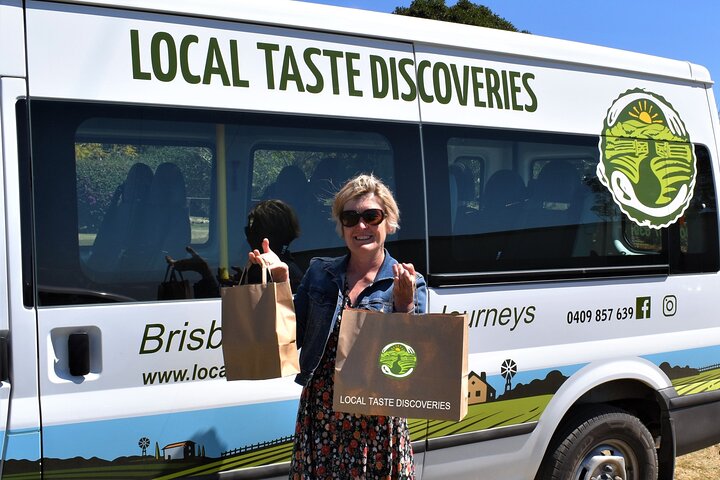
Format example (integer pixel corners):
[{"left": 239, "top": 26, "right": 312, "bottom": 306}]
[{"left": 293, "top": 250, "right": 427, "bottom": 386}]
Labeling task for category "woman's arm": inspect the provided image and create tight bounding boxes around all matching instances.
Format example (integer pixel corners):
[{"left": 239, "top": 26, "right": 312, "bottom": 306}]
[
  {"left": 293, "top": 268, "right": 311, "bottom": 349},
  {"left": 392, "top": 262, "right": 419, "bottom": 313},
  {"left": 414, "top": 273, "right": 428, "bottom": 314}
]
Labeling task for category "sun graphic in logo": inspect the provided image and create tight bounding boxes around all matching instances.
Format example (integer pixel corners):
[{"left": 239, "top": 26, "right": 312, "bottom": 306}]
[
  {"left": 597, "top": 89, "right": 696, "bottom": 229},
  {"left": 629, "top": 100, "right": 664, "bottom": 125},
  {"left": 378, "top": 342, "right": 417, "bottom": 378}
]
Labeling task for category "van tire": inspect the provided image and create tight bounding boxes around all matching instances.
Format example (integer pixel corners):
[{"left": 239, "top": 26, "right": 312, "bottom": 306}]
[{"left": 538, "top": 405, "right": 658, "bottom": 480}]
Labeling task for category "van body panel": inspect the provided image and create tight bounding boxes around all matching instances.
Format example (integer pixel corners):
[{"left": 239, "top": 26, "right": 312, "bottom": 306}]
[
  {"left": 0, "top": 0, "right": 25, "bottom": 78},
  {"left": 422, "top": 432, "right": 532, "bottom": 479},
  {"left": 0, "top": 77, "right": 12, "bottom": 468},
  {"left": 1, "top": 78, "right": 42, "bottom": 479},
  {"left": 425, "top": 278, "right": 720, "bottom": 469},
  {"left": 30, "top": 0, "right": 704, "bottom": 84},
  {"left": 413, "top": 43, "right": 713, "bottom": 140},
  {"left": 25, "top": 2, "right": 419, "bottom": 121},
  {"left": 2, "top": 0, "right": 720, "bottom": 478}
]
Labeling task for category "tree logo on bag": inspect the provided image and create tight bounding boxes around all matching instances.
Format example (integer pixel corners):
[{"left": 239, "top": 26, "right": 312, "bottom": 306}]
[
  {"left": 379, "top": 342, "right": 417, "bottom": 378},
  {"left": 598, "top": 89, "right": 696, "bottom": 229}
]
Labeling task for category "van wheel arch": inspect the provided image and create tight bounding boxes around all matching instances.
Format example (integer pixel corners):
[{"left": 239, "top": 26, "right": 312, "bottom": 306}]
[{"left": 534, "top": 380, "right": 675, "bottom": 480}]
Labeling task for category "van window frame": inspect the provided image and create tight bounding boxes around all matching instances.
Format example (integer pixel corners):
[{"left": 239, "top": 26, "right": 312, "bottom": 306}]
[
  {"left": 422, "top": 123, "right": 719, "bottom": 287},
  {"left": 24, "top": 100, "right": 427, "bottom": 306}
]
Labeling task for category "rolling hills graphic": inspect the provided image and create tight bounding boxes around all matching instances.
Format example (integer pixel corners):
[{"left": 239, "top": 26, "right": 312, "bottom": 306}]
[{"left": 6, "top": 361, "right": 719, "bottom": 479}]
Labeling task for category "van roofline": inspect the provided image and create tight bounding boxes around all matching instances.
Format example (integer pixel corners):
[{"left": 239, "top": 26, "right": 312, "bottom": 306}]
[{"left": 31, "top": 0, "right": 713, "bottom": 85}]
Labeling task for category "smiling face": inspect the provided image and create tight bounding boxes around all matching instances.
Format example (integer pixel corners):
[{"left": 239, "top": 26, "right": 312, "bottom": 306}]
[{"left": 341, "top": 193, "right": 388, "bottom": 260}]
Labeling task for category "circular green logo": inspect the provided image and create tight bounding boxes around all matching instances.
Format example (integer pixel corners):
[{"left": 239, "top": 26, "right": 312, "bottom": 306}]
[
  {"left": 378, "top": 342, "right": 417, "bottom": 378},
  {"left": 598, "top": 89, "right": 696, "bottom": 229}
]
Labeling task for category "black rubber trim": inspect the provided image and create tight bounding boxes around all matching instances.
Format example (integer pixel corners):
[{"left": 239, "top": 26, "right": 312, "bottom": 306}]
[
  {"left": 426, "top": 422, "right": 536, "bottom": 451},
  {"left": 427, "top": 265, "right": 669, "bottom": 288},
  {"left": 666, "top": 389, "right": 720, "bottom": 456},
  {"left": 667, "top": 388, "right": 720, "bottom": 409}
]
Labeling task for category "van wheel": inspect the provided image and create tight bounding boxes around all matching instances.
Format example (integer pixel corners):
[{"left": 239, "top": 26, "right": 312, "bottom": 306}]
[{"left": 539, "top": 406, "right": 658, "bottom": 480}]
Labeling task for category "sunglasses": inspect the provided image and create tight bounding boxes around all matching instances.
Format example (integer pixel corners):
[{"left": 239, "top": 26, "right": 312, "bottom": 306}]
[{"left": 340, "top": 208, "right": 386, "bottom": 228}]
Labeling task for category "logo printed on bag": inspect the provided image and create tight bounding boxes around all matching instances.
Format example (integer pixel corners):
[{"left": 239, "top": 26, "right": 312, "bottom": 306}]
[{"left": 378, "top": 342, "right": 417, "bottom": 378}]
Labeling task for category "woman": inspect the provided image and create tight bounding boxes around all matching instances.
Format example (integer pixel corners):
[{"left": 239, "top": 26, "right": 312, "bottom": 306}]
[
  {"left": 249, "top": 174, "right": 427, "bottom": 479},
  {"left": 243, "top": 199, "right": 304, "bottom": 291},
  {"left": 166, "top": 199, "right": 303, "bottom": 296}
]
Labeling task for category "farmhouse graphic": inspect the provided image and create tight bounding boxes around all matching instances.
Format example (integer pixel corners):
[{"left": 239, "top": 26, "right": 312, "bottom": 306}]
[{"left": 467, "top": 371, "right": 496, "bottom": 405}]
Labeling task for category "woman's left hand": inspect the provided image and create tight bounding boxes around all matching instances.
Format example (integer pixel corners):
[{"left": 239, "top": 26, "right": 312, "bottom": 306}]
[{"left": 393, "top": 262, "right": 416, "bottom": 313}]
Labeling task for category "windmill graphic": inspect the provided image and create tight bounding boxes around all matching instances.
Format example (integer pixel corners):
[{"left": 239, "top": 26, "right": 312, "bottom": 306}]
[
  {"left": 500, "top": 359, "right": 517, "bottom": 394},
  {"left": 138, "top": 437, "right": 150, "bottom": 456}
]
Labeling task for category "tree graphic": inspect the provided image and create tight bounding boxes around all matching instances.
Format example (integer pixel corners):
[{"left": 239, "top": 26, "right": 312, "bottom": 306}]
[{"left": 154, "top": 441, "right": 160, "bottom": 460}]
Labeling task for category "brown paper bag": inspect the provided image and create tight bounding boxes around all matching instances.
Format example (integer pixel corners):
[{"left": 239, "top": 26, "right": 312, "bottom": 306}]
[
  {"left": 334, "top": 309, "right": 468, "bottom": 421},
  {"left": 157, "top": 264, "right": 193, "bottom": 300},
  {"left": 221, "top": 266, "right": 299, "bottom": 380}
]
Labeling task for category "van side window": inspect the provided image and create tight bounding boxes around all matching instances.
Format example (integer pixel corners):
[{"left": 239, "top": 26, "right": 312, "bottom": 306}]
[
  {"left": 670, "top": 145, "right": 719, "bottom": 273},
  {"left": 449, "top": 155, "right": 484, "bottom": 230},
  {"left": 77, "top": 139, "right": 213, "bottom": 276},
  {"left": 27, "top": 101, "right": 424, "bottom": 305},
  {"left": 250, "top": 142, "right": 396, "bottom": 253},
  {"left": 425, "top": 125, "right": 676, "bottom": 284}
]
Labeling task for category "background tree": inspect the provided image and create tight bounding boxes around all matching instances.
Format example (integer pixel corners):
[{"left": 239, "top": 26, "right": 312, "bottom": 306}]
[
  {"left": 76, "top": 143, "right": 212, "bottom": 234},
  {"left": 393, "top": 0, "right": 527, "bottom": 33}
]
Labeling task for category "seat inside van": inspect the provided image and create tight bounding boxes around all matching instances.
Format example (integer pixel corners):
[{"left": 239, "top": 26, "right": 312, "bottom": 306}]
[
  {"left": 87, "top": 162, "right": 153, "bottom": 273},
  {"left": 88, "top": 162, "right": 191, "bottom": 279}
]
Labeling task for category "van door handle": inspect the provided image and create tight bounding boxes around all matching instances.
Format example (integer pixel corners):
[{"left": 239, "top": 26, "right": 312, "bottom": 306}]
[{"left": 68, "top": 332, "right": 90, "bottom": 376}]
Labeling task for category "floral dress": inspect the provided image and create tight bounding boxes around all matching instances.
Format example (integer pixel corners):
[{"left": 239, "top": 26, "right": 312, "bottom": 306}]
[{"left": 289, "top": 306, "right": 415, "bottom": 480}]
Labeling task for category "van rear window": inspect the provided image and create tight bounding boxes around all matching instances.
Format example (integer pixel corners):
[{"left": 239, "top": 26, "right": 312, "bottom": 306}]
[{"left": 424, "top": 125, "right": 719, "bottom": 284}]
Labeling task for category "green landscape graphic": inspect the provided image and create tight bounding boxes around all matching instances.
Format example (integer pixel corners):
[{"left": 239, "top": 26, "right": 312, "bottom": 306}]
[
  {"left": 598, "top": 89, "right": 696, "bottom": 229},
  {"left": 378, "top": 342, "right": 417, "bottom": 378},
  {"left": 5, "top": 359, "right": 720, "bottom": 479},
  {"left": 668, "top": 364, "right": 720, "bottom": 396}
]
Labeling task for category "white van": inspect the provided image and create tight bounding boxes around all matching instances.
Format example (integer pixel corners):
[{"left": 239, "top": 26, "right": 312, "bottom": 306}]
[{"left": 1, "top": 0, "right": 719, "bottom": 478}]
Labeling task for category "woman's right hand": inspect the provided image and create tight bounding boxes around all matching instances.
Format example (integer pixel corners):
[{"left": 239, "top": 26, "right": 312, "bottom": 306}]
[{"left": 248, "top": 238, "right": 289, "bottom": 283}]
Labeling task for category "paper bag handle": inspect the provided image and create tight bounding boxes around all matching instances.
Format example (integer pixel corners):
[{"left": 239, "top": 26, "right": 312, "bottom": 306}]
[
  {"left": 163, "top": 263, "right": 185, "bottom": 283},
  {"left": 237, "top": 260, "right": 274, "bottom": 285}
]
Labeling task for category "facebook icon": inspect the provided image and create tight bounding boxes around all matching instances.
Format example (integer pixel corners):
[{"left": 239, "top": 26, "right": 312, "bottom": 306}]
[{"left": 636, "top": 297, "right": 651, "bottom": 319}]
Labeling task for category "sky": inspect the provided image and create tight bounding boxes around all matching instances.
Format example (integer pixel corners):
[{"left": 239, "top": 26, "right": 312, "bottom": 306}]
[{"left": 296, "top": 0, "right": 720, "bottom": 108}]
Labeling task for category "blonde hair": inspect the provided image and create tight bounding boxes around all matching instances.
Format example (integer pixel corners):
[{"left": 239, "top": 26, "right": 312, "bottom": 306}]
[{"left": 332, "top": 174, "right": 400, "bottom": 236}]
